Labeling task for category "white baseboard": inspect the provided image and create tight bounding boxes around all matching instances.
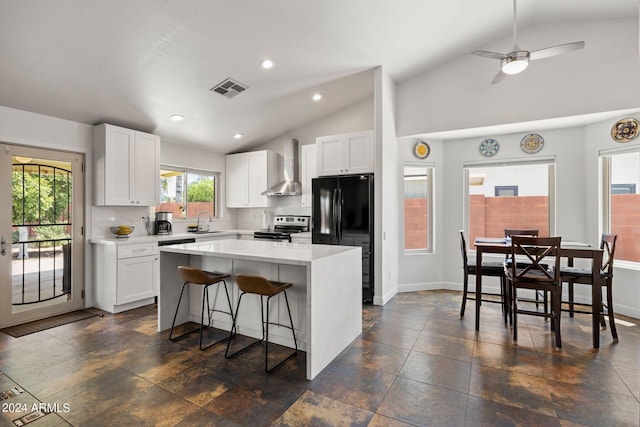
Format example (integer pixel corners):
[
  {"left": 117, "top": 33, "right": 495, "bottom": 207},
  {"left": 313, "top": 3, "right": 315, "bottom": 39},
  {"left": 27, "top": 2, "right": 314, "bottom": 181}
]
[
  {"left": 395, "top": 282, "right": 640, "bottom": 320},
  {"left": 373, "top": 286, "right": 398, "bottom": 306}
]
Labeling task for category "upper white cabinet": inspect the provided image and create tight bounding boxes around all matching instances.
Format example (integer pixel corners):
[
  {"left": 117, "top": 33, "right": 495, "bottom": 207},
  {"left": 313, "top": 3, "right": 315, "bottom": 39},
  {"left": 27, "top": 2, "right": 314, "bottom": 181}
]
[
  {"left": 226, "top": 150, "right": 278, "bottom": 208},
  {"left": 300, "top": 144, "right": 317, "bottom": 207},
  {"left": 316, "top": 130, "right": 374, "bottom": 176},
  {"left": 93, "top": 124, "right": 160, "bottom": 206}
]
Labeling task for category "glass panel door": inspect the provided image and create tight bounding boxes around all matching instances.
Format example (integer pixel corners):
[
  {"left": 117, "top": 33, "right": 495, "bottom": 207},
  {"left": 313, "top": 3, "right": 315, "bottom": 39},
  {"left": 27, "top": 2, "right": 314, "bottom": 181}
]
[{"left": 0, "top": 145, "right": 84, "bottom": 328}]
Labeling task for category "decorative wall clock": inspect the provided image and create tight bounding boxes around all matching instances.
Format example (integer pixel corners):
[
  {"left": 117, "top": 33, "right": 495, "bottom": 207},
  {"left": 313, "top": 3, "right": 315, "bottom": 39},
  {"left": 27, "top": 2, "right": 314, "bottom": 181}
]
[
  {"left": 611, "top": 118, "right": 639, "bottom": 143},
  {"left": 520, "top": 133, "right": 544, "bottom": 154},
  {"left": 479, "top": 138, "right": 500, "bottom": 157},
  {"left": 413, "top": 141, "right": 430, "bottom": 159}
]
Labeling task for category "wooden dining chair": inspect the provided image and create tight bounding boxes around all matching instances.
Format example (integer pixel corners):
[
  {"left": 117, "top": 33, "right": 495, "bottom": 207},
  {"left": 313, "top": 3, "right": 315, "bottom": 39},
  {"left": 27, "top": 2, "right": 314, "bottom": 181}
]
[
  {"left": 504, "top": 229, "right": 546, "bottom": 315},
  {"left": 505, "top": 236, "right": 562, "bottom": 348},
  {"left": 560, "top": 234, "right": 619, "bottom": 342},
  {"left": 459, "top": 230, "right": 508, "bottom": 323}
]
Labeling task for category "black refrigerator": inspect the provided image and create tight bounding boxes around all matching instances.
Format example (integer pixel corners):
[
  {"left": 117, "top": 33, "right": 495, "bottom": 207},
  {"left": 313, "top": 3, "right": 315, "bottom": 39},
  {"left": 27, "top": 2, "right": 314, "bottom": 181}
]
[{"left": 312, "top": 174, "right": 374, "bottom": 303}]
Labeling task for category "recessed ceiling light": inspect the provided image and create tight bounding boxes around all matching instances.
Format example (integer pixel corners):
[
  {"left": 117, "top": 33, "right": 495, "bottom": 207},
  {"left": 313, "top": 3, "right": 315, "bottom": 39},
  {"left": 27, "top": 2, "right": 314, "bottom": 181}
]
[
  {"left": 169, "top": 114, "right": 185, "bottom": 121},
  {"left": 312, "top": 93, "right": 322, "bottom": 102},
  {"left": 233, "top": 133, "right": 243, "bottom": 139},
  {"left": 260, "top": 59, "right": 274, "bottom": 70}
]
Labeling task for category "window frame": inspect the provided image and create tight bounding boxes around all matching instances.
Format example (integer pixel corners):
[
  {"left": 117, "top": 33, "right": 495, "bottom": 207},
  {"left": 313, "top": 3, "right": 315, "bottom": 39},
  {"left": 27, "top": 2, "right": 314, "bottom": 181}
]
[
  {"left": 463, "top": 157, "right": 556, "bottom": 247},
  {"left": 157, "top": 165, "right": 220, "bottom": 220},
  {"left": 599, "top": 146, "right": 640, "bottom": 268},
  {"left": 402, "top": 161, "right": 435, "bottom": 254}
]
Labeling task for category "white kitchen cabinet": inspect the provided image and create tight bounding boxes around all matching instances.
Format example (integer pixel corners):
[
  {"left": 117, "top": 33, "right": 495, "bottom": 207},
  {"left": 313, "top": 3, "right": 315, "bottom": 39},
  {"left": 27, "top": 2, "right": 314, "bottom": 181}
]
[
  {"left": 300, "top": 144, "right": 317, "bottom": 207},
  {"left": 93, "top": 123, "right": 160, "bottom": 206},
  {"left": 93, "top": 242, "right": 159, "bottom": 313},
  {"left": 316, "top": 130, "right": 374, "bottom": 176},
  {"left": 226, "top": 150, "right": 278, "bottom": 208}
]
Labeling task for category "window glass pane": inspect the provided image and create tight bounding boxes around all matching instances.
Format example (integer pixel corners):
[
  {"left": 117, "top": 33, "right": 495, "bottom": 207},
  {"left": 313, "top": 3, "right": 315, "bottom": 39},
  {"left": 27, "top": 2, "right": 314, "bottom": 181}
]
[
  {"left": 468, "top": 164, "right": 549, "bottom": 248},
  {"left": 404, "top": 166, "right": 429, "bottom": 250},
  {"left": 610, "top": 152, "right": 640, "bottom": 262},
  {"left": 156, "top": 168, "right": 217, "bottom": 220},
  {"left": 185, "top": 172, "right": 215, "bottom": 218},
  {"left": 157, "top": 169, "right": 185, "bottom": 218}
]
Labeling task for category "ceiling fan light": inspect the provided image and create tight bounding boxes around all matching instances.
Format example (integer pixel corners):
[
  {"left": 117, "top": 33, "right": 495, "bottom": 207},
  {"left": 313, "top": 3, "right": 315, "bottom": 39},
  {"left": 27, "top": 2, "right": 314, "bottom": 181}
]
[{"left": 501, "top": 51, "right": 530, "bottom": 75}]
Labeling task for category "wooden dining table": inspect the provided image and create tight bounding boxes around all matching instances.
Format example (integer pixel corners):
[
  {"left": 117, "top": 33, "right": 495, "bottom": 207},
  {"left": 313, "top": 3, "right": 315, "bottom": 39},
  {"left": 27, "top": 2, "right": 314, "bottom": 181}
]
[{"left": 473, "top": 238, "right": 604, "bottom": 348}]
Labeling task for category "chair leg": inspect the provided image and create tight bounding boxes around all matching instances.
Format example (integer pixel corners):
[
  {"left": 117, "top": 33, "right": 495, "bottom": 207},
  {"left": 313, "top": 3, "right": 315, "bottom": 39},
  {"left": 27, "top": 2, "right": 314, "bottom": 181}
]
[
  {"left": 568, "top": 281, "right": 575, "bottom": 317},
  {"left": 225, "top": 293, "right": 263, "bottom": 359},
  {"left": 512, "top": 283, "right": 518, "bottom": 343},
  {"left": 460, "top": 272, "right": 468, "bottom": 318},
  {"left": 265, "top": 291, "right": 298, "bottom": 374},
  {"left": 169, "top": 282, "right": 198, "bottom": 342},
  {"left": 199, "top": 282, "right": 234, "bottom": 351},
  {"left": 553, "top": 287, "right": 562, "bottom": 349},
  {"left": 606, "top": 284, "right": 619, "bottom": 343}
]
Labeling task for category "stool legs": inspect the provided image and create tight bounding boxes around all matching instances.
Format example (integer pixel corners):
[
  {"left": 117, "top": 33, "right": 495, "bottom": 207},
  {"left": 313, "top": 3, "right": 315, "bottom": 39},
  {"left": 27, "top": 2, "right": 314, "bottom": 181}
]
[
  {"left": 169, "top": 280, "right": 234, "bottom": 350},
  {"left": 225, "top": 290, "right": 298, "bottom": 373}
]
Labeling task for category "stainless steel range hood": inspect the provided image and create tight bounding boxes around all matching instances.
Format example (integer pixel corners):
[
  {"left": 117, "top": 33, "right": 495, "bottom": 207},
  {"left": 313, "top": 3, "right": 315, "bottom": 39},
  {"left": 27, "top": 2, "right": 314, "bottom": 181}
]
[{"left": 262, "top": 139, "right": 302, "bottom": 196}]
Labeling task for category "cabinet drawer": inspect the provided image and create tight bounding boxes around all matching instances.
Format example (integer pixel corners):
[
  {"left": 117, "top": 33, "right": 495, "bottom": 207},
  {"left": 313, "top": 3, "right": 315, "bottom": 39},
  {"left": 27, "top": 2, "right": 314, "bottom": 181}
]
[{"left": 118, "top": 243, "right": 158, "bottom": 259}]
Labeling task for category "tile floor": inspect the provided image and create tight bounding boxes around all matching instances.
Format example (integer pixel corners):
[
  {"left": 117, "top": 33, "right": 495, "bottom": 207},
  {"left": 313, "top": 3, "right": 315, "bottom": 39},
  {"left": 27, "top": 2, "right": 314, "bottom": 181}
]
[{"left": 0, "top": 290, "right": 638, "bottom": 426}]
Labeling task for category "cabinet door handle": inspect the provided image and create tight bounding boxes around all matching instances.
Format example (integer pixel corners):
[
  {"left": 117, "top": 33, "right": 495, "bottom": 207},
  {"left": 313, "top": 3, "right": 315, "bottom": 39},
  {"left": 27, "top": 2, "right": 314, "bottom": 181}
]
[
  {"left": 132, "top": 248, "right": 147, "bottom": 253},
  {"left": 1, "top": 236, "right": 6, "bottom": 256}
]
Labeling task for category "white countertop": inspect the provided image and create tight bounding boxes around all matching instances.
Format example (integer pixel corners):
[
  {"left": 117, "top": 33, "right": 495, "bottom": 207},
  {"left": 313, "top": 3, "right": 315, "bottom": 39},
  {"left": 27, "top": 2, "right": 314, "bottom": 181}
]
[
  {"left": 159, "top": 239, "right": 360, "bottom": 266},
  {"left": 90, "top": 230, "right": 255, "bottom": 245}
]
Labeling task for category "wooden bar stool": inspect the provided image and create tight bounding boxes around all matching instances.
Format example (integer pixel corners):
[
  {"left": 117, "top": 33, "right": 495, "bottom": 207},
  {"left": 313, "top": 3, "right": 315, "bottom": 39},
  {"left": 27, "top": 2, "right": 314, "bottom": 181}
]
[
  {"left": 169, "top": 266, "right": 234, "bottom": 350},
  {"left": 225, "top": 274, "right": 298, "bottom": 373}
]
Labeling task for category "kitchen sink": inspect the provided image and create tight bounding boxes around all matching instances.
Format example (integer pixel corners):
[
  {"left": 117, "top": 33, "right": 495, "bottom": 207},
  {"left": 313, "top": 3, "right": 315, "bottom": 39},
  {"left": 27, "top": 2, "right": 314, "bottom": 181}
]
[{"left": 193, "top": 230, "right": 223, "bottom": 234}]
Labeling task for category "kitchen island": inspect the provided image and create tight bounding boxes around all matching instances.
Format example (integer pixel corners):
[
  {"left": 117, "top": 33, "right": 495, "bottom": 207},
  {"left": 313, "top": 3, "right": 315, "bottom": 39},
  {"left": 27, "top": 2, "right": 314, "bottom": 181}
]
[{"left": 158, "top": 239, "right": 362, "bottom": 380}]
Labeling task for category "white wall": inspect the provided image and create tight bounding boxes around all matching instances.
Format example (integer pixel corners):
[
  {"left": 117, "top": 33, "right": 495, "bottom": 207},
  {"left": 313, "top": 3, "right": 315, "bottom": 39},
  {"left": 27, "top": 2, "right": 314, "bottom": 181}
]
[
  {"left": 396, "top": 18, "right": 640, "bottom": 137},
  {"left": 584, "top": 114, "right": 640, "bottom": 318},
  {"left": 0, "top": 106, "right": 95, "bottom": 305},
  {"left": 396, "top": 115, "right": 640, "bottom": 319},
  {"left": 0, "top": 105, "right": 237, "bottom": 308},
  {"left": 397, "top": 137, "right": 445, "bottom": 292},
  {"left": 236, "top": 96, "right": 374, "bottom": 229},
  {"left": 374, "top": 67, "right": 400, "bottom": 305}
]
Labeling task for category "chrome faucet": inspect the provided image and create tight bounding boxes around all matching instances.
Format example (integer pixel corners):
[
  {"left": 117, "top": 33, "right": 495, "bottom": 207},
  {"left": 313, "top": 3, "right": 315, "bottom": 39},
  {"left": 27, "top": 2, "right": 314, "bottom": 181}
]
[{"left": 196, "top": 211, "right": 211, "bottom": 232}]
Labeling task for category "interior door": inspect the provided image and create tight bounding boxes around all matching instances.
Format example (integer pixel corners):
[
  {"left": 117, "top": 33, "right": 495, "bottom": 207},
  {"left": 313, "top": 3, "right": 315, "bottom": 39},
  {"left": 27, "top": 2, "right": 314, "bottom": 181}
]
[{"left": 0, "top": 144, "right": 85, "bottom": 328}]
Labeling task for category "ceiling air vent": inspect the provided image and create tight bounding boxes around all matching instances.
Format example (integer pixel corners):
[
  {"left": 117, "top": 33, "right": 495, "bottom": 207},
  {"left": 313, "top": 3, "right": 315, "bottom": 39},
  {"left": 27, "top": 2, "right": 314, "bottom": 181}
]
[{"left": 210, "top": 78, "right": 248, "bottom": 99}]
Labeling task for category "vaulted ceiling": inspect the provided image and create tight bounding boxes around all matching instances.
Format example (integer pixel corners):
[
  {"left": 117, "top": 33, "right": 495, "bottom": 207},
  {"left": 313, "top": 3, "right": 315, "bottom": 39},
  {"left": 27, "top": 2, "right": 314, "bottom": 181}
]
[{"left": 0, "top": 0, "right": 636, "bottom": 152}]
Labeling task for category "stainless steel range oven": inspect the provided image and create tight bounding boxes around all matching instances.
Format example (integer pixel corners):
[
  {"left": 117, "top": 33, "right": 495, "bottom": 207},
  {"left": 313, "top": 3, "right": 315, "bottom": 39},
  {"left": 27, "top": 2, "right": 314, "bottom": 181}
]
[{"left": 253, "top": 215, "right": 310, "bottom": 242}]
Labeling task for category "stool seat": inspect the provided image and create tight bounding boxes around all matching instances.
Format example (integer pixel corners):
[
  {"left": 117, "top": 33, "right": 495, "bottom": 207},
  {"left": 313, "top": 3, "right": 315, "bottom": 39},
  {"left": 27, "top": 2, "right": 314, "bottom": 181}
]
[
  {"left": 225, "top": 274, "right": 298, "bottom": 373},
  {"left": 178, "top": 266, "right": 230, "bottom": 285},
  {"left": 170, "top": 266, "right": 234, "bottom": 350},
  {"left": 235, "top": 275, "right": 292, "bottom": 297}
]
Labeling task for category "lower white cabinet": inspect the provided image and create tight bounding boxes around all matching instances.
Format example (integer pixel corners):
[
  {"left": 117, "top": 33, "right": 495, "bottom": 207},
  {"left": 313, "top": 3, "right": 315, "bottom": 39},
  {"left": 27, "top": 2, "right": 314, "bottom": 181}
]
[{"left": 93, "top": 242, "right": 159, "bottom": 313}]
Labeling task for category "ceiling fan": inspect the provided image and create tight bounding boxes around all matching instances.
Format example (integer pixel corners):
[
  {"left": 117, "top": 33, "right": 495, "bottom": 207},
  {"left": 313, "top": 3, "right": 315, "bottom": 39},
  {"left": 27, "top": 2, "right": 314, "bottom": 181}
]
[{"left": 472, "top": 0, "right": 585, "bottom": 84}]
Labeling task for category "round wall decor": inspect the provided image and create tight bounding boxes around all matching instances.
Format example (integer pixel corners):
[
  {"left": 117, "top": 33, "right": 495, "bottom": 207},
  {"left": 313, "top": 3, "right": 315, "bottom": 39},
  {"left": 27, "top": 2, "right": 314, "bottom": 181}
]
[
  {"left": 413, "top": 140, "right": 430, "bottom": 159},
  {"left": 520, "top": 133, "right": 544, "bottom": 154},
  {"left": 479, "top": 138, "right": 500, "bottom": 157},
  {"left": 611, "top": 118, "right": 639, "bottom": 143}
]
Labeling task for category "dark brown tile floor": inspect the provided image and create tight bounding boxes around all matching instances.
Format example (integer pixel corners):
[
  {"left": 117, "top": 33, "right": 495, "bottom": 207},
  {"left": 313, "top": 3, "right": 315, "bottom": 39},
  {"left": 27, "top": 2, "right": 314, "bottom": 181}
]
[{"left": 0, "top": 290, "right": 639, "bottom": 426}]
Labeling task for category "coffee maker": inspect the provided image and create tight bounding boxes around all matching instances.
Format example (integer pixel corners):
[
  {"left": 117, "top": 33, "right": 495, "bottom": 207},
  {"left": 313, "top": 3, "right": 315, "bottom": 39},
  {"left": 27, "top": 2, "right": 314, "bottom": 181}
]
[{"left": 155, "top": 211, "right": 173, "bottom": 235}]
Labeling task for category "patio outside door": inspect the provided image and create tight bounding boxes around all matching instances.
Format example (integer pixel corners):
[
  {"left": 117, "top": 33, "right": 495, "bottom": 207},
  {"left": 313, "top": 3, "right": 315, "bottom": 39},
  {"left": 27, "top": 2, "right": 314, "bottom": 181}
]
[{"left": 0, "top": 144, "right": 84, "bottom": 328}]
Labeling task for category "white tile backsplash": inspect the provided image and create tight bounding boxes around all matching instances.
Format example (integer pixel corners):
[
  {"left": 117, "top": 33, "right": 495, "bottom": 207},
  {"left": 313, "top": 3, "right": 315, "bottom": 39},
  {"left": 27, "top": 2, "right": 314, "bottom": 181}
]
[
  {"left": 235, "top": 196, "right": 311, "bottom": 229},
  {"left": 91, "top": 196, "right": 310, "bottom": 238},
  {"left": 91, "top": 206, "right": 151, "bottom": 238}
]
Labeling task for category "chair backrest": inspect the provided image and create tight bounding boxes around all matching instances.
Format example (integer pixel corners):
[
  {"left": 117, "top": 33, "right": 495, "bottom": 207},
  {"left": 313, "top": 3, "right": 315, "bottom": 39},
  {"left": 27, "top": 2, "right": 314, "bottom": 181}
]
[
  {"left": 504, "top": 229, "right": 539, "bottom": 261},
  {"left": 459, "top": 230, "right": 469, "bottom": 269},
  {"left": 505, "top": 229, "right": 539, "bottom": 237},
  {"left": 600, "top": 234, "right": 617, "bottom": 275},
  {"left": 178, "top": 266, "right": 212, "bottom": 285},
  {"left": 509, "top": 236, "right": 561, "bottom": 283},
  {"left": 236, "top": 274, "right": 277, "bottom": 295}
]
